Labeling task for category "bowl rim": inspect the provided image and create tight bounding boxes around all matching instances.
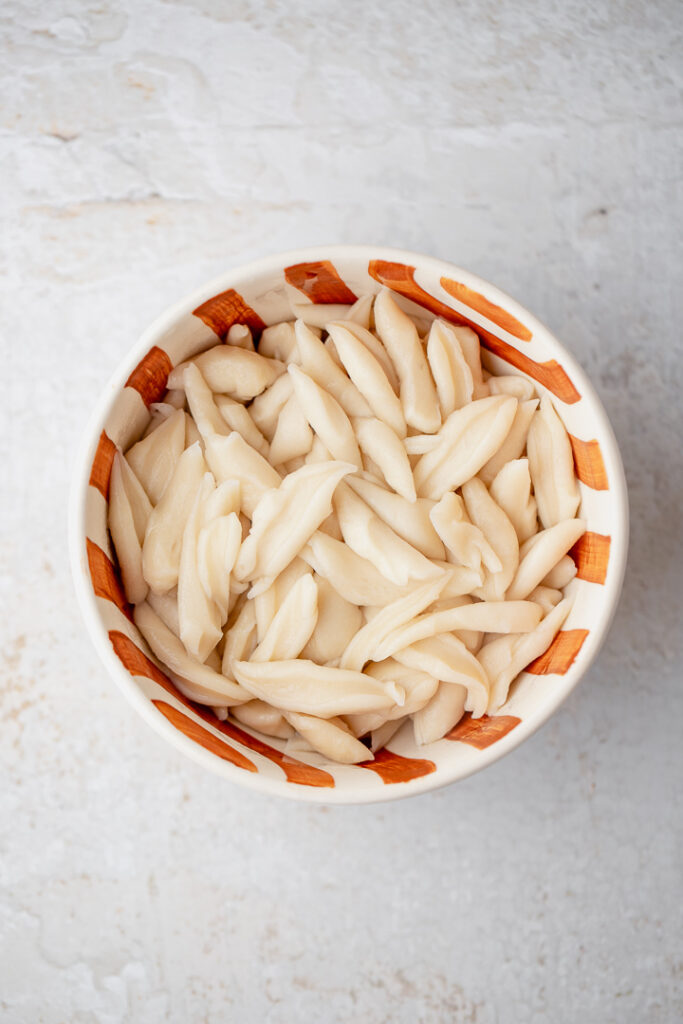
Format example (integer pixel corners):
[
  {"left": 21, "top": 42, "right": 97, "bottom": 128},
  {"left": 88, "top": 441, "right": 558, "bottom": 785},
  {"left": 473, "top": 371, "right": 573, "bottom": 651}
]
[{"left": 69, "top": 244, "right": 629, "bottom": 804}]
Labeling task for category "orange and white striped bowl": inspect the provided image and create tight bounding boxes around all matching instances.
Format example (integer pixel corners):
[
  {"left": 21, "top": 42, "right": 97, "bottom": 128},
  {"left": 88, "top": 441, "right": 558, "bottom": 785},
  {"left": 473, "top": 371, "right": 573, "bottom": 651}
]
[{"left": 69, "top": 246, "right": 628, "bottom": 803}]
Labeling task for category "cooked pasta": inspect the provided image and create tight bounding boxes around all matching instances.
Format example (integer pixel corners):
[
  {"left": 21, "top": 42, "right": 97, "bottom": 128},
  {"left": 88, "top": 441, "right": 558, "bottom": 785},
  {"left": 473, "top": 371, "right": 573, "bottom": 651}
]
[{"left": 110, "top": 288, "right": 586, "bottom": 764}]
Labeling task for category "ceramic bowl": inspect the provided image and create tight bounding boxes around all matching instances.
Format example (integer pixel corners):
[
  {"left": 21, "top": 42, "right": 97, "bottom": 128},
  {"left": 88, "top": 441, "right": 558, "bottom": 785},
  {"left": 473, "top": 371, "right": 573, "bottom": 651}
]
[{"left": 69, "top": 245, "right": 628, "bottom": 803}]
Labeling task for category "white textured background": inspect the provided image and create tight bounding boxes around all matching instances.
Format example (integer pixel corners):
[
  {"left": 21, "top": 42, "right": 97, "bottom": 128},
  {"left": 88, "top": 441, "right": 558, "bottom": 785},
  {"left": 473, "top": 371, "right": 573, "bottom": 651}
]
[{"left": 2, "top": 1, "right": 682, "bottom": 1021}]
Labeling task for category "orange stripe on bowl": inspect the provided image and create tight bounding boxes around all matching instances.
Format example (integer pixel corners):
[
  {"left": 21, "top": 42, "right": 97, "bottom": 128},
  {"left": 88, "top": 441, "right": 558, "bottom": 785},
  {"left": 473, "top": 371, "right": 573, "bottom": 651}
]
[
  {"left": 481, "top": 335, "right": 581, "bottom": 404},
  {"left": 446, "top": 712, "right": 521, "bottom": 749},
  {"left": 109, "top": 630, "right": 174, "bottom": 687},
  {"left": 89, "top": 430, "right": 117, "bottom": 499},
  {"left": 152, "top": 700, "right": 257, "bottom": 772},
  {"left": 369, "top": 260, "right": 580, "bottom": 404},
  {"left": 359, "top": 747, "right": 436, "bottom": 784},
  {"left": 125, "top": 346, "right": 173, "bottom": 406},
  {"left": 440, "top": 277, "right": 532, "bottom": 341},
  {"left": 108, "top": 631, "right": 334, "bottom": 787},
  {"left": 568, "top": 435, "right": 609, "bottom": 490},
  {"left": 87, "top": 540, "right": 132, "bottom": 621},
  {"left": 527, "top": 629, "right": 589, "bottom": 674},
  {"left": 208, "top": 717, "right": 335, "bottom": 788},
  {"left": 284, "top": 260, "right": 358, "bottom": 305},
  {"left": 193, "top": 289, "right": 266, "bottom": 338},
  {"left": 570, "top": 532, "right": 610, "bottom": 584}
]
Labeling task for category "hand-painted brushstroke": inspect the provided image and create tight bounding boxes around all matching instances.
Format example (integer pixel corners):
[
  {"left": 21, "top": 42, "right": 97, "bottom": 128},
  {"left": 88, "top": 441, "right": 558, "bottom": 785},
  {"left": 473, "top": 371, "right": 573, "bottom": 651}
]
[
  {"left": 285, "top": 260, "right": 358, "bottom": 305},
  {"left": 125, "top": 346, "right": 173, "bottom": 406},
  {"left": 446, "top": 712, "right": 521, "bottom": 749},
  {"left": 527, "top": 629, "right": 589, "bottom": 674},
  {"left": 440, "top": 277, "right": 532, "bottom": 341},
  {"left": 206, "top": 717, "right": 335, "bottom": 788},
  {"left": 89, "top": 430, "right": 117, "bottom": 499},
  {"left": 108, "top": 631, "right": 334, "bottom": 787},
  {"left": 368, "top": 260, "right": 580, "bottom": 404},
  {"left": 359, "top": 747, "right": 436, "bottom": 784},
  {"left": 193, "top": 289, "right": 266, "bottom": 338},
  {"left": 109, "top": 629, "right": 175, "bottom": 688},
  {"left": 571, "top": 532, "right": 611, "bottom": 584},
  {"left": 568, "top": 435, "right": 609, "bottom": 490},
  {"left": 152, "top": 700, "right": 258, "bottom": 771},
  {"left": 87, "top": 539, "right": 133, "bottom": 621}
]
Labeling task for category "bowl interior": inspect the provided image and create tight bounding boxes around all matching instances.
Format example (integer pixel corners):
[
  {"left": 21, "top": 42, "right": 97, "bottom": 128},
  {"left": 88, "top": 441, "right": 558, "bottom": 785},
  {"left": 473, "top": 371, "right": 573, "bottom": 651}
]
[{"left": 71, "top": 246, "right": 628, "bottom": 803}]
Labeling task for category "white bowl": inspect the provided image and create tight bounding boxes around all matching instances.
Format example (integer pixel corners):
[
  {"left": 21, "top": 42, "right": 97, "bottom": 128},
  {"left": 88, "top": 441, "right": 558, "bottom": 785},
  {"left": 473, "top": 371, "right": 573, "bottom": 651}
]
[{"left": 70, "top": 245, "right": 628, "bottom": 803}]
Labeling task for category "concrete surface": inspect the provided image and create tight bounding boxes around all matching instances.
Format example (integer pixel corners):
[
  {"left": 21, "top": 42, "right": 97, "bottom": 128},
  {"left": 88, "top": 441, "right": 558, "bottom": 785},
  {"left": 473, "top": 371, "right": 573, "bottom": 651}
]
[{"left": 1, "top": 1, "right": 682, "bottom": 1021}]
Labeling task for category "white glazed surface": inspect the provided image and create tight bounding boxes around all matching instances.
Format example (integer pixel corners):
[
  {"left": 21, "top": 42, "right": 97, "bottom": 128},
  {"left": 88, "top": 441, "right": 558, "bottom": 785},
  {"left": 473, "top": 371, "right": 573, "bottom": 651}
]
[
  {"left": 70, "top": 245, "right": 628, "bottom": 803},
  {"left": 3, "top": 2, "right": 682, "bottom": 1021}
]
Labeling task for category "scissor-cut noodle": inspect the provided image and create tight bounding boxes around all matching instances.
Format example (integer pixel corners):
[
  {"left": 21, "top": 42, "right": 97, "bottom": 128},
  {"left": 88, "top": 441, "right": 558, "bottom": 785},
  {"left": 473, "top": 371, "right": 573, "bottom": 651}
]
[
  {"left": 542, "top": 554, "right": 577, "bottom": 589},
  {"left": 258, "top": 322, "right": 297, "bottom": 362},
  {"left": 507, "top": 519, "right": 586, "bottom": 600},
  {"left": 373, "top": 600, "right": 541, "bottom": 663},
  {"left": 370, "top": 718, "right": 403, "bottom": 752},
  {"left": 184, "top": 412, "right": 202, "bottom": 449},
  {"left": 221, "top": 598, "right": 258, "bottom": 676},
  {"left": 168, "top": 345, "right": 283, "bottom": 400},
  {"left": 426, "top": 319, "right": 474, "bottom": 417},
  {"left": 326, "top": 322, "right": 407, "bottom": 437},
  {"left": 232, "top": 700, "right": 294, "bottom": 739},
  {"left": 142, "top": 402, "right": 178, "bottom": 439},
  {"left": 365, "top": 660, "right": 439, "bottom": 718},
  {"left": 527, "top": 396, "right": 581, "bottom": 527},
  {"left": 111, "top": 289, "right": 586, "bottom": 764},
  {"left": 249, "top": 373, "right": 294, "bottom": 441},
  {"left": 177, "top": 473, "right": 223, "bottom": 661},
  {"left": 268, "top": 393, "right": 314, "bottom": 466},
  {"left": 352, "top": 417, "right": 416, "bottom": 501},
  {"left": 346, "top": 293, "right": 374, "bottom": 329},
  {"left": 288, "top": 299, "right": 355, "bottom": 327},
  {"left": 196, "top": 512, "right": 242, "bottom": 625},
  {"left": 215, "top": 395, "right": 269, "bottom": 456},
  {"left": 429, "top": 492, "right": 502, "bottom": 576},
  {"left": 302, "top": 532, "right": 414, "bottom": 606},
  {"left": 479, "top": 398, "right": 538, "bottom": 485},
  {"left": 225, "top": 322, "right": 254, "bottom": 350},
  {"left": 182, "top": 363, "right": 229, "bottom": 443},
  {"left": 347, "top": 476, "right": 444, "bottom": 560},
  {"left": 340, "top": 576, "right": 448, "bottom": 671},
  {"left": 109, "top": 453, "right": 152, "bottom": 604},
  {"left": 146, "top": 587, "right": 181, "bottom": 637},
  {"left": 126, "top": 408, "right": 186, "bottom": 504},
  {"left": 301, "top": 575, "right": 363, "bottom": 664},
  {"left": 412, "top": 682, "right": 468, "bottom": 745},
  {"left": 374, "top": 289, "right": 441, "bottom": 433},
  {"left": 142, "top": 442, "right": 207, "bottom": 593},
  {"left": 334, "top": 483, "right": 443, "bottom": 586},
  {"left": 480, "top": 598, "right": 573, "bottom": 713},
  {"left": 294, "top": 320, "right": 370, "bottom": 418},
  {"left": 284, "top": 711, "right": 372, "bottom": 764},
  {"left": 204, "top": 432, "right": 280, "bottom": 517},
  {"left": 394, "top": 634, "right": 489, "bottom": 718},
  {"left": 253, "top": 558, "right": 311, "bottom": 642},
  {"left": 134, "top": 601, "right": 249, "bottom": 705},
  {"left": 331, "top": 318, "right": 400, "bottom": 392},
  {"left": 288, "top": 364, "right": 362, "bottom": 468},
  {"left": 527, "top": 585, "right": 563, "bottom": 615},
  {"left": 235, "top": 462, "right": 356, "bottom": 594},
  {"left": 461, "top": 477, "right": 519, "bottom": 601},
  {"left": 488, "top": 374, "right": 536, "bottom": 401},
  {"left": 232, "top": 659, "right": 405, "bottom": 718},
  {"left": 251, "top": 574, "right": 319, "bottom": 662},
  {"left": 452, "top": 325, "right": 488, "bottom": 399},
  {"left": 489, "top": 458, "right": 538, "bottom": 542},
  {"left": 414, "top": 396, "right": 517, "bottom": 499}
]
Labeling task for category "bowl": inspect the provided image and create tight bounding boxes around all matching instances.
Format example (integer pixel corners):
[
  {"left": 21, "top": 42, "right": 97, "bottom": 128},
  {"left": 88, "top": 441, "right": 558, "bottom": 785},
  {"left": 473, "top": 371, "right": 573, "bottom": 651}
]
[{"left": 69, "top": 245, "right": 628, "bottom": 803}]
